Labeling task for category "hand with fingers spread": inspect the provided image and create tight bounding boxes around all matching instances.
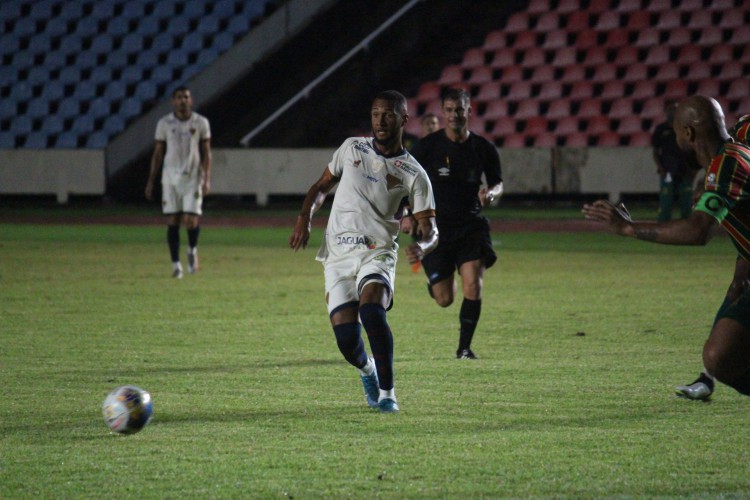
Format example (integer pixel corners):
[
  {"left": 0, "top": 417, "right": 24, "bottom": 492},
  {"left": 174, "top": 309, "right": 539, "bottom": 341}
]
[{"left": 582, "top": 200, "right": 634, "bottom": 236}]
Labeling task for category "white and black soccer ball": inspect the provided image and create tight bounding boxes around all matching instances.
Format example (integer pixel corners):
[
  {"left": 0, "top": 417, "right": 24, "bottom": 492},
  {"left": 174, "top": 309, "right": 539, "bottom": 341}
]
[{"left": 102, "top": 385, "right": 153, "bottom": 434}]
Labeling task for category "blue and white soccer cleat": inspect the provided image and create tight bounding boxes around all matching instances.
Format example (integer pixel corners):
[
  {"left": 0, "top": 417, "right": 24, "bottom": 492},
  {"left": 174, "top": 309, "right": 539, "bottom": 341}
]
[
  {"left": 360, "top": 369, "right": 379, "bottom": 408},
  {"left": 378, "top": 398, "right": 399, "bottom": 413}
]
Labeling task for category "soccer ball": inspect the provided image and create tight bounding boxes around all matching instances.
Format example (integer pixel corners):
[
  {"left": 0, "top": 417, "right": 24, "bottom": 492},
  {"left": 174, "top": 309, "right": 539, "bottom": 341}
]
[{"left": 102, "top": 385, "right": 153, "bottom": 434}]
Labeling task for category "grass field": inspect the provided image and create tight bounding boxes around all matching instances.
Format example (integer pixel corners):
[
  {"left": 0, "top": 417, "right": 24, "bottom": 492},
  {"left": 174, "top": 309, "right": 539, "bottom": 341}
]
[{"left": 2, "top": 214, "right": 750, "bottom": 498}]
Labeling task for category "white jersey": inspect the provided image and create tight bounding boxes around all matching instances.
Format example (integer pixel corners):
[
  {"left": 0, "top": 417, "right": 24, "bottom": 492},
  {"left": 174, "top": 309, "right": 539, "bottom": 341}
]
[
  {"left": 154, "top": 112, "right": 211, "bottom": 185},
  {"left": 317, "top": 137, "right": 434, "bottom": 262}
]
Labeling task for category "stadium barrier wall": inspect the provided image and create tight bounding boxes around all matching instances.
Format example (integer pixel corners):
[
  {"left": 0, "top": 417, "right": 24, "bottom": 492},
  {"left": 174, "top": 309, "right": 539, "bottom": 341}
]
[{"left": 0, "top": 147, "right": 658, "bottom": 205}]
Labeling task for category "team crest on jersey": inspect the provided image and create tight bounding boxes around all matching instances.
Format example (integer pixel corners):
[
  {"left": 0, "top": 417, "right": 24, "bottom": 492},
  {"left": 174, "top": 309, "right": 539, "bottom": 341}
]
[
  {"left": 706, "top": 172, "right": 717, "bottom": 188},
  {"left": 438, "top": 166, "right": 450, "bottom": 176},
  {"left": 353, "top": 160, "right": 362, "bottom": 168},
  {"left": 385, "top": 174, "right": 403, "bottom": 190},
  {"left": 373, "top": 159, "right": 385, "bottom": 173}
]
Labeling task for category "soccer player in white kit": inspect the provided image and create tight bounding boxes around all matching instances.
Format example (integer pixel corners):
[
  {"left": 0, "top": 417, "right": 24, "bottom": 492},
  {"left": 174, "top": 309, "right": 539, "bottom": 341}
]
[
  {"left": 146, "top": 86, "right": 212, "bottom": 278},
  {"left": 289, "top": 90, "right": 438, "bottom": 413}
]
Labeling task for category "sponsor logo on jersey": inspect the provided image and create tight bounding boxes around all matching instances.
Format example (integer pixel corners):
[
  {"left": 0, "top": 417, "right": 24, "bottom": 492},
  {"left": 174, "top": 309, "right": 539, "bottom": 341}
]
[
  {"left": 336, "top": 235, "right": 377, "bottom": 250},
  {"left": 394, "top": 160, "right": 417, "bottom": 176},
  {"left": 362, "top": 174, "right": 379, "bottom": 183},
  {"left": 353, "top": 140, "right": 371, "bottom": 155}
]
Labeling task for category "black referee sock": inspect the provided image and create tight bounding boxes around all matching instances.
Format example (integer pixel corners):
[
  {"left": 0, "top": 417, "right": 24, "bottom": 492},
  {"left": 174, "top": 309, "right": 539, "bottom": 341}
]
[
  {"left": 458, "top": 298, "right": 481, "bottom": 351},
  {"left": 332, "top": 322, "right": 368, "bottom": 369},
  {"left": 359, "top": 303, "right": 394, "bottom": 391},
  {"left": 187, "top": 226, "right": 200, "bottom": 250},
  {"left": 167, "top": 224, "right": 180, "bottom": 263}
]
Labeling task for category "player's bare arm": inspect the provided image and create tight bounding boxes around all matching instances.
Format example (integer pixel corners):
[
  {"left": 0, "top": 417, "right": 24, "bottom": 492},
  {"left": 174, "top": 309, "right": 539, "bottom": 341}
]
[
  {"left": 200, "top": 138, "right": 212, "bottom": 196},
  {"left": 145, "top": 140, "right": 166, "bottom": 200},
  {"left": 405, "top": 212, "right": 438, "bottom": 264},
  {"left": 479, "top": 181, "right": 504, "bottom": 207},
  {"left": 289, "top": 168, "right": 339, "bottom": 251},
  {"left": 582, "top": 199, "right": 716, "bottom": 245}
]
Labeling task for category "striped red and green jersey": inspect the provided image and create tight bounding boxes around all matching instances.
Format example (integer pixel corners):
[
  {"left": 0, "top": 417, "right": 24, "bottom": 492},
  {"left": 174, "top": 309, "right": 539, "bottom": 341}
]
[
  {"left": 733, "top": 114, "right": 750, "bottom": 146},
  {"left": 695, "top": 142, "right": 750, "bottom": 261}
]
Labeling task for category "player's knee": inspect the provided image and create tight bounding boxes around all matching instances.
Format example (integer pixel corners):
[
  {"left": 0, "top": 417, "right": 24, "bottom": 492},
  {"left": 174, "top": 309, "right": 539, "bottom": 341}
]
[{"left": 434, "top": 295, "right": 453, "bottom": 308}]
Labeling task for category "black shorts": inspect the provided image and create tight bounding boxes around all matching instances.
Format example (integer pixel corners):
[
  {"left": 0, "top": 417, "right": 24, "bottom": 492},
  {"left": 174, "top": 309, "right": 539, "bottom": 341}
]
[{"left": 421, "top": 221, "right": 497, "bottom": 285}]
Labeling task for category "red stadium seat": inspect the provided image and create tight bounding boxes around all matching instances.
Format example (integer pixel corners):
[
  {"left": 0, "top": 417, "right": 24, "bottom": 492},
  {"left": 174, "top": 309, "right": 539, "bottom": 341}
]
[
  {"left": 648, "top": 0, "right": 672, "bottom": 10},
  {"left": 653, "top": 63, "right": 679, "bottom": 81},
  {"left": 617, "top": 115, "right": 644, "bottom": 135},
  {"left": 684, "top": 62, "right": 712, "bottom": 80},
  {"left": 625, "top": 10, "right": 652, "bottom": 29},
  {"left": 728, "top": 26, "right": 750, "bottom": 44},
  {"left": 482, "top": 100, "right": 508, "bottom": 120},
  {"left": 680, "top": 0, "right": 705, "bottom": 11},
  {"left": 521, "top": 48, "right": 546, "bottom": 67},
  {"left": 719, "top": 8, "right": 746, "bottom": 28},
  {"left": 483, "top": 31, "right": 506, "bottom": 50},
  {"left": 594, "top": 11, "right": 622, "bottom": 30},
  {"left": 622, "top": 63, "right": 649, "bottom": 82},
  {"left": 631, "top": 80, "right": 657, "bottom": 99},
  {"left": 569, "top": 81, "right": 594, "bottom": 99},
  {"left": 614, "top": 46, "right": 639, "bottom": 66},
  {"left": 655, "top": 10, "right": 681, "bottom": 29},
  {"left": 560, "top": 64, "right": 586, "bottom": 82},
  {"left": 524, "top": 117, "right": 549, "bottom": 135},
  {"left": 663, "top": 80, "right": 688, "bottom": 100},
  {"left": 467, "top": 66, "right": 493, "bottom": 85},
  {"left": 536, "top": 12, "right": 560, "bottom": 31},
  {"left": 601, "top": 81, "right": 626, "bottom": 100},
  {"left": 629, "top": 131, "right": 652, "bottom": 147},
  {"left": 582, "top": 46, "right": 608, "bottom": 66},
  {"left": 461, "top": 48, "right": 487, "bottom": 69},
  {"left": 533, "top": 134, "right": 558, "bottom": 148},
  {"left": 633, "top": 28, "right": 660, "bottom": 48},
  {"left": 641, "top": 97, "right": 665, "bottom": 119},
  {"left": 557, "top": 0, "right": 581, "bottom": 13},
  {"left": 502, "top": 133, "right": 527, "bottom": 148},
  {"left": 696, "top": 26, "right": 724, "bottom": 46},
  {"left": 708, "top": 44, "right": 734, "bottom": 63},
  {"left": 617, "top": 0, "right": 642, "bottom": 12},
  {"left": 609, "top": 98, "right": 636, "bottom": 119},
  {"left": 575, "top": 29, "right": 599, "bottom": 50},
  {"left": 476, "top": 81, "right": 502, "bottom": 102},
  {"left": 727, "top": 80, "right": 750, "bottom": 100},
  {"left": 527, "top": 0, "right": 550, "bottom": 14},
  {"left": 695, "top": 79, "right": 720, "bottom": 97},
  {"left": 643, "top": 46, "right": 670, "bottom": 65},
  {"left": 507, "top": 81, "right": 532, "bottom": 100},
  {"left": 578, "top": 99, "right": 604, "bottom": 118},
  {"left": 565, "top": 132, "right": 589, "bottom": 147},
  {"left": 490, "top": 117, "right": 516, "bottom": 136},
  {"left": 590, "top": 63, "right": 618, "bottom": 83},
  {"left": 538, "top": 81, "right": 563, "bottom": 100},
  {"left": 597, "top": 131, "right": 622, "bottom": 146},
  {"left": 604, "top": 28, "right": 630, "bottom": 48},
  {"left": 500, "top": 65, "right": 524, "bottom": 83},
  {"left": 543, "top": 29, "right": 569, "bottom": 49},
  {"left": 438, "top": 65, "right": 464, "bottom": 85},
  {"left": 566, "top": 11, "right": 590, "bottom": 31},
  {"left": 514, "top": 100, "right": 539, "bottom": 119},
  {"left": 491, "top": 48, "right": 516, "bottom": 68},
  {"left": 546, "top": 100, "right": 571, "bottom": 120},
  {"left": 687, "top": 10, "right": 713, "bottom": 29},
  {"left": 506, "top": 12, "right": 529, "bottom": 32},
  {"left": 677, "top": 45, "right": 703, "bottom": 64},
  {"left": 417, "top": 82, "right": 441, "bottom": 101},
  {"left": 469, "top": 117, "right": 488, "bottom": 135},
  {"left": 551, "top": 47, "right": 578, "bottom": 67},
  {"left": 586, "top": 116, "right": 612, "bottom": 135},
  {"left": 716, "top": 60, "right": 743, "bottom": 81},
  {"left": 555, "top": 116, "right": 580, "bottom": 135},
  {"left": 666, "top": 27, "right": 692, "bottom": 46},
  {"left": 514, "top": 31, "right": 538, "bottom": 50},
  {"left": 529, "top": 65, "right": 554, "bottom": 83}
]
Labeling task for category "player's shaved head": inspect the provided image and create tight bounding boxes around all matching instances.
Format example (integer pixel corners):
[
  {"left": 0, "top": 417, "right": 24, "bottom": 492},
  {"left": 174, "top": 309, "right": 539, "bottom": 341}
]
[{"left": 674, "top": 95, "right": 729, "bottom": 142}]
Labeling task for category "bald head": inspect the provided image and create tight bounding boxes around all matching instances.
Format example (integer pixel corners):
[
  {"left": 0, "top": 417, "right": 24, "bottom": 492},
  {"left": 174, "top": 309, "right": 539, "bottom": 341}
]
[{"left": 673, "top": 95, "right": 731, "bottom": 167}]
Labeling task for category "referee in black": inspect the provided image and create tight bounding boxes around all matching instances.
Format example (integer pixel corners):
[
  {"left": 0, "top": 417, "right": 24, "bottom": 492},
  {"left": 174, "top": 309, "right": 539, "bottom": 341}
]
[{"left": 409, "top": 87, "right": 503, "bottom": 359}]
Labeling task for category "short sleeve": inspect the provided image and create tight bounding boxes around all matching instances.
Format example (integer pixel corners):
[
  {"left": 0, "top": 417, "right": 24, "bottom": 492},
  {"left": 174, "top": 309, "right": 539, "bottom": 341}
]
[{"left": 155, "top": 118, "right": 167, "bottom": 141}]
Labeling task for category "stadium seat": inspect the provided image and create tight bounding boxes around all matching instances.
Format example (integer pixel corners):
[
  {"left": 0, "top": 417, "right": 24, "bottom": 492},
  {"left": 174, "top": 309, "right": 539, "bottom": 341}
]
[
  {"left": 564, "top": 132, "right": 589, "bottom": 147},
  {"left": 622, "top": 63, "right": 648, "bottom": 82},
  {"left": 438, "top": 65, "right": 463, "bottom": 85},
  {"left": 0, "top": 132, "right": 16, "bottom": 149},
  {"left": 716, "top": 61, "right": 743, "bottom": 81},
  {"left": 483, "top": 31, "right": 506, "bottom": 50},
  {"left": 617, "top": 116, "right": 644, "bottom": 135},
  {"left": 24, "top": 132, "right": 50, "bottom": 149},
  {"left": 524, "top": 117, "right": 549, "bottom": 135},
  {"left": 500, "top": 65, "right": 524, "bottom": 83},
  {"left": 555, "top": 116, "right": 580, "bottom": 135},
  {"left": 507, "top": 81, "right": 532, "bottom": 100},
  {"left": 491, "top": 48, "right": 516, "bottom": 68},
  {"left": 120, "top": 98, "right": 142, "bottom": 119},
  {"left": 461, "top": 48, "right": 486, "bottom": 69},
  {"left": 709, "top": 44, "right": 734, "bottom": 63},
  {"left": 72, "top": 115, "right": 95, "bottom": 134},
  {"left": 643, "top": 46, "right": 670, "bottom": 65},
  {"left": 601, "top": 81, "right": 626, "bottom": 100},
  {"left": 546, "top": 100, "right": 571, "bottom": 120},
  {"left": 527, "top": 0, "right": 550, "bottom": 13},
  {"left": 695, "top": 79, "right": 720, "bottom": 97},
  {"left": 728, "top": 26, "right": 750, "bottom": 44},
  {"left": 482, "top": 100, "right": 508, "bottom": 120},
  {"left": 467, "top": 66, "right": 493, "bottom": 85},
  {"left": 196, "top": 15, "right": 220, "bottom": 35},
  {"left": 26, "top": 98, "right": 50, "bottom": 119},
  {"left": 533, "top": 134, "right": 557, "bottom": 148},
  {"left": 514, "top": 32, "right": 538, "bottom": 50},
  {"left": 11, "top": 116, "right": 33, "bottom": 135},
  {"left": 0, "top": 99, "right": 16, "bottom": 119},
  {"left": 631, "top": 80, "right": 657, "bottom": 99},
  {"left": 417, "top": 82, "right": 441, "bottom": 101},
  {"left": 566, "top": 11, "right": 590, "bottom": 31},
  {"left": 586, "top": 116, "right": 611, "bottom": 134},
  {"left": 577, "top": 99, "right": 603, "bottom": 118},
  {"left": 582, "top": 46, "right": 608, "bottom": 67},
  {"left": 695, "top": 26, "right": 724, "bottom": 46},
  {"left": 502, "top": 133, "right": 527, "bottom": 148},
  {"left": 226, "top": 16, "right": 250, "bottom": 36},
  {"left": 684, "top": 62, "right": 712, "bottom": 80},
  {"left": 86, "top": 131, "right": 109, "bottom": 149},
  {"left": 88, "top": 97, "right": 111, "bottom": 119},
  {"left": 687, "top": 10, "right": 713, "bottom": 28},
  {"left": 551, "top": 46, "right": 577, "bottom": 67},
  {"left": 719, "top": 8, "right": 747, "bottom": 28},
  {"left": 167, "top": 17, "right": 190, "bottom": 36},
  {"left": 542, "top": 30, "right": 569, "bottom": 49},
  {"left": 629, "top": 131, "right": 652, "bottom": 147},
  {"left": 663, "top": 80, "right": 688, "bottom": 99},
  {"left": 727, "top": 80, "right": 750, "bottom": 100},
  {"left": 677, "top": 45, "right": 702, "bottom": 64},
  {"left": 590, "top": 64, "right": 618, "bottom": 83},
  {"left": 597, "top": 131, "right": 622, "bottom": 146},
  {"left": 537, "top": 81, "right": 562, "bottom": 100},
  {"left": 489, "top": 118, "right": 516, "bottom": 137},
  {"left": 569, "top": 81, "right": 593, "bottom": 99},
  {"left": 557, "top": 0, "right": 581, "bottom": 13},
  {"left": 609, "top": 98, "right": 636, "bottom": 119},
  {"left": 575, "top": 29, "right": 599, "bottom": 50},
  {"left": 536, "top": 12, "right": 560, "bottom": 31},
  {"left": 520, "top": 48, "right": 545, "bottom": 66},
  {"left": 655, "top": 10, "right": 682, "bottom": 30},
  {"left": 56, "top": 131, "right": 79, "bottom": 148},
  {"left": 529, "top": 65, "right": 554, "bottom": 83},
  {"left": 633, "top": 28, "right": 660, "bottom": 47},
  {"left": 594, "top": 11, "right": 622, "bottom": 31},
  {"left": 653, "top": 63, "right": 680, "bottom": 81},
  {"left": 514, "top": 100, "right": 539, "bottom": 119},
  {"left": 476, "top": 81, "right": 502, "bottom": 102},
  {"left": 625, "top": 10, "right": 651, "bottom": 30},
  {"left": 505, "top": 12, "right": 529, "bottom": 32},
  {"left": 614, "top": 46, "right": 639, "bottom": 66},
  {"left": 641, "top": 97, "right": 665, "bottom": 119},
  {"left": 560, "top": 64, "right": 586, "bottom": 83}
]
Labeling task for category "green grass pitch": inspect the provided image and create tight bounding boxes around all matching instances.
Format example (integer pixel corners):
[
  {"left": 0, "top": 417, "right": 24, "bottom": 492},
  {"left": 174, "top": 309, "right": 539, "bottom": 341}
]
[{"left": 2, "top": 219, "right": 750, "bottom": 498}]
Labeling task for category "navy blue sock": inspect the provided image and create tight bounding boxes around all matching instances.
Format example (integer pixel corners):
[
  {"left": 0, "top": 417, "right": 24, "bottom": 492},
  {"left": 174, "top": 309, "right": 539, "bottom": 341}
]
[
  {"left": 359, "top": 303, "right": 394, "bottom": 390},
  {"left": 167, "top": 225, "right": 180, "bottom": 263},
  {"left": 726, "top": 371, "right": 750, "bottom": 396},
  {"left": 187, "top": 226, "right": 200, "bottom": 249},
  {"left": 458, "top": 298, "right": 481, "bottom": 351},
  {"left": 332, "top": 322, "right": 368, "bottom": 369}
]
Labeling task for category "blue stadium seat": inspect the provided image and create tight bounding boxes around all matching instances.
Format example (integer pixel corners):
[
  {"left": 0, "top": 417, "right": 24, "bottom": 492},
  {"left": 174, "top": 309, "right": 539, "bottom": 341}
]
[
  {"left": 90, "top": 66, "right": 112, "bottom": 85},
  {"left": 59, "top": 35, "right": 83, "bottom": 56},
  {"left": 45, "top": 17, "right": 69, "bottom": 37},
  {"left": 213, "top": 0, "right": 236, "bottom": 17},
  {"left": 43, "top": 51, "right": 66, "bottom": 69},
  {"left": 212, "top": 32, "right": 234, "bottom": 52},
  {"left": 12, "top": 50, "right": 34, "bottom": 70},
  {"left": 58, "top": 66, "right": 81, "bottom": 85},
  {"left": 0, "top": 2, "right": 21, "bottom": 21},
  {"left": 25, "top": 66, "right": 49, "bottom": 85},
  {"left": 25, "top": 131, "right": 50, "bottom": 149},
  {"left": 26, "top": 98, "right": 50, "bottom": 119},
  {"left": 11, "top": 116, "right": 33, "bottom": 135},
  {"left": 106, "top": 50, "right": 129, "bottom": 69},
  {"left": 0, "top": 132, "right": 16, "bottom": 149},
  {"left": 57, "top": 99, "right": 81, "bottom": 119},
  {"left": 107, "top": 17, "right": 130, "bottom": 37},
  {"left": 71, "top": 81, "right": 96, "bottom": 100},
  {"left": 152, "top": 66, "right": 173, "bottom": 85},
  {"left": 0, "top": 100, "right": 17, "bottom": 119},
  {"left": 103, "top": 115, "right": 126, "bottom": 135},
  {"left": 196, "top": 15, "right": 220, "bottom": 35},
  {"left": 86, "top": 131, "right": 109, "bottom": 148},
  {"left": 245, "top": 0, "right": 267, "bottom": 19},
  {"left": 152, "top": 33, "right": 175, "bottom": 53},
  {"left": 56, "top": 131, "right": 79, "bottom": 148},
  {"left": 167, "top": 50, "right": 189, "bottom": 67},
  {"left": 41, "top": 82, "right": 64, "bottom": 101},
  {"left": 137, "top": 16, "right": 161, "bottom": 36},
  {"left": 167, "top": 17, "right": 189, "bottom": 36},
  {"left": 91, "top": 34, "right": 114, "bottom": 54},
  {"left": 0, "top": 34, "right": 20, "bottom": 56},
  {"left": 10, "top": 82, "right": 33, "bottom": 102},
  {"left": 136, "top": 48, "right": 159, "bottom": 67},
  {"left": 120, "top": 66, "right": 144, "bottom": 85},
  {"left": 45, "top": 115, "right": 64, "bottom": 135},
  {"left": 184, "top": 0, "right": 207, "bottom": 18},
  {"left": 13, "top": 17, "right": 37, "bottom": 37},
  {"left": 28, "top": 35, "right": 52, "bottom": 56},
  {"left": 56, "top": 2, "right": 85, "bottom": 21},
  {"left": 75, "top": 17, "right": 100, "bottom": 37},
  {"left": 195, "top": 47, "right": 219, "bottom": 66},
  {"left": 135, "top": 81, "right": 157, "bottom": 101},
  {"left": 29, "top": 0, "right": 55, "bottom": 19},
  {"left": 118, "top": 1, "right": 145, "bottom": 20},
  {"left": 181, "top": 32, "right": 205, "bottom": 53},
  {"left": 75, "top": 50, "right": 98, "bottom": 69},
  {"left": 227, "top": 16, "right": 249, "bottom": 36},
  {"left": 91, "top": 2, "right": 116, "bottom": 20},
  {"left": 89, "top": 97, "right": 111, "bottom": 119},
  {"left": 104, "top": 81, "right": 127, "bottom": 101},
  {"left": 120, "top": 98, "right": 142, "bottom": 119},
  {"left": 121, "top": 33, "right": 145, "bottom": 53},
  {"left": 72, "top": 115, "right": 95, "bottom": 134}
]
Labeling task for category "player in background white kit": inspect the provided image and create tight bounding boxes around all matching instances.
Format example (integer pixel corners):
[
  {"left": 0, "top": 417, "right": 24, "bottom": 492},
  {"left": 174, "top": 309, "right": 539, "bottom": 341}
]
[
  {"left": 146, "top": 86, "right": 212, "bottom": 278},
  {"left": 289, "top": 90, "right": 438, "bottom": 413}
]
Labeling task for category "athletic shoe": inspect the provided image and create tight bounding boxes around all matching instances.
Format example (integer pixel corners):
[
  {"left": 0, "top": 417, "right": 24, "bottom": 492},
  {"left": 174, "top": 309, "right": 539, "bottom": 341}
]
[
  {"left": 456, "top": 348, "right": 478, "bottom": 360},
  {"left": 378, "top": 398, "right": 399, "bottom": 413},
  {"left": 187, "top": 250, "right": 199, "bottom": 274},
  {"left": 360, "top": 367, "right": 379, "bottom": 408},
  {"left": 675, "top": 380, "right": 713, "bottom": 400},
  {"left": 172, "top": 267, "right": 183, "bottom": 279}
]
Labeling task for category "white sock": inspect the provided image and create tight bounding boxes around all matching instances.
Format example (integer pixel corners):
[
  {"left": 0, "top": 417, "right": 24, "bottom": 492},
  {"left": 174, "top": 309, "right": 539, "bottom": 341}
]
[
  {"left": 702, "top": 369, "right": 715, "bottom": 381},
  {"left": 189, "top": 247, "right": 197, "bottom": 256},
  {"left": 358, "top": 358, "right": 375, "bottom": 376},
  {"left": 173, "top": 261, "right": 182, "bottom": 271},
  {"left": 379, "top": 388, "right": 395, "bottom": 402}
]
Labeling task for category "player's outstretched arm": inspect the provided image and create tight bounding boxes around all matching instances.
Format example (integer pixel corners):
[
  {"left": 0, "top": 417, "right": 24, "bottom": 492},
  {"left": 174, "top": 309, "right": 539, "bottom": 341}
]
[
  {"left": 289, "top": 168, "right": 339, "bottom": 251},
  {"left": 583, "top": 199, "right": 716, "bottom": 245}
]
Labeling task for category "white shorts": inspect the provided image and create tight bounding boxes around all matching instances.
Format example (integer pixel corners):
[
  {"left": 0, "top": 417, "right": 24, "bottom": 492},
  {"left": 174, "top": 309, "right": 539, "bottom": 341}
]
[
  {"left": 322, "top": 249, "right": 397, "bottom": 315},
  {"left": 162, "top": 180, "right": 202, "bottom": 215}
]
